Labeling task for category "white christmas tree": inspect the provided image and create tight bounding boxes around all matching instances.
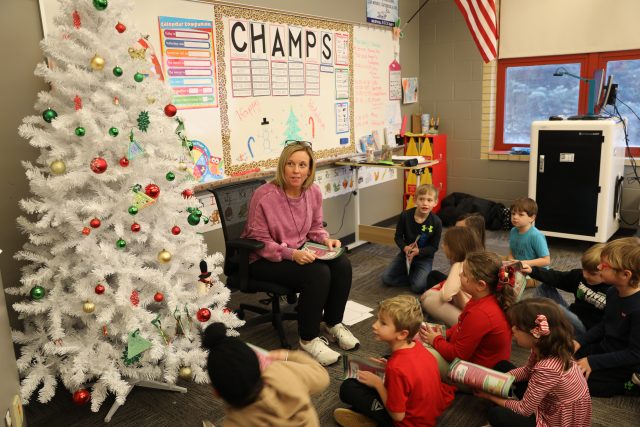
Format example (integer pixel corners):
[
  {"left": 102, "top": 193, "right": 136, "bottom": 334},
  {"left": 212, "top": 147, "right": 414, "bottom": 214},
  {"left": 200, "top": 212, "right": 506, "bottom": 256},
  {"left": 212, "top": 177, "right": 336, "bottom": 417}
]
[{"left": 7, "top": 0, "right": 241, "bottom": 413}]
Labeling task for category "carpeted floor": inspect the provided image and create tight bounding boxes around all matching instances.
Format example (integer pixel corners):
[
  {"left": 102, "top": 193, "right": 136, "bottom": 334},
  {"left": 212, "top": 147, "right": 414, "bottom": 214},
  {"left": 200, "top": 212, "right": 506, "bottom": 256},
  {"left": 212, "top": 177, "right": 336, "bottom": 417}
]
[{"left": 23, "top": 229, "right": 640, "bottom": 426}]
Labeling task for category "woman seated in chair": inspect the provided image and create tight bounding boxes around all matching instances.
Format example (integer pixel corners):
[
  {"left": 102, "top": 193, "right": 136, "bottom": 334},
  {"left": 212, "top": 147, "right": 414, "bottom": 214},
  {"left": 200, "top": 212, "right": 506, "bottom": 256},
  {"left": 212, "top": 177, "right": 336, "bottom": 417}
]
[{"left": 241, "top": 140, "right": 359, "bottom": 366}]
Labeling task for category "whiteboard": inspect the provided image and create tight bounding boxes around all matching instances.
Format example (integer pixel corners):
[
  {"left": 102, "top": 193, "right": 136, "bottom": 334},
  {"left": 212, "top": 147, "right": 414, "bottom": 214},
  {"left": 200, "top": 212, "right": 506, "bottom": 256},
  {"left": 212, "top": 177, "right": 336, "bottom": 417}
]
[{"left": 38, "top": 0, "right": 400, "bottom": 182}]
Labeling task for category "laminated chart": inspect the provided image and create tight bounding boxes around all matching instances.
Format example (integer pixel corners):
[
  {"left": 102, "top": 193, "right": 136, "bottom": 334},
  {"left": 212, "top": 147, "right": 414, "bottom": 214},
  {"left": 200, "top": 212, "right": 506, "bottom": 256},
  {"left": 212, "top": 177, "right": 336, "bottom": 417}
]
[{"left": 159, "top": 16, "right": 218, "bottom": 108}]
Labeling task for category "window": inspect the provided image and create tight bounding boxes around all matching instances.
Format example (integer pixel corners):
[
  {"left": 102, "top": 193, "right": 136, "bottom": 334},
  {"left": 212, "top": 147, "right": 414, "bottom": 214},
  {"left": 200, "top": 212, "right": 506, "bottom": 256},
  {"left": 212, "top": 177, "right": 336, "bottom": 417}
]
[{"left": 494, "top": 50, "right": 640, "bottom": 155}]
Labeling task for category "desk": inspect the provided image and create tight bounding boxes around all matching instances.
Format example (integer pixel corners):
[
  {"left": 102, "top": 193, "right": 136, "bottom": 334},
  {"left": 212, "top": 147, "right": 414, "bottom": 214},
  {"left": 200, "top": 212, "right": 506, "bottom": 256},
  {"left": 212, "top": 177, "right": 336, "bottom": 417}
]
[{"left": 335, "top": 160, "right": 439, "bottom": 249}]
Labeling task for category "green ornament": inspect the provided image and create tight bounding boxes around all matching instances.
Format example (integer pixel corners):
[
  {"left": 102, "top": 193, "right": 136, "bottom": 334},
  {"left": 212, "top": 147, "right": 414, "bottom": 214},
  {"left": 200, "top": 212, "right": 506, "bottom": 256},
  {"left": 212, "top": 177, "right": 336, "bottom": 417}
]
[
  {"left": 186, "top": 207, "right": 194, "bottom": 213},
  {"left": 113, "top": 66, "right": 123, "bottom": 77},
  {"left": 116, "top": 238, "right": 126, "bottom": 249},
  {"left": 132, "top": 184, "right": 143, "bottom": 193},
  {"left": 30, "top": 285, "right": 46, "bottom": 300},
  {"left": 75, "top": 127, "right": 86, "bottom": 137},
  {"left": 186, "top": 139, "right": 194, "bottom": 151},
  {"left": 194, "top": 209, "right": 202, "bottom": 217},
  {"left": 109, "top": 127, "right": 119, "bottom": 137},
  {"left": 134, "top": 72, "right": 144, "bottom": 83},
  {"left": 203, "top": 217, "right": 209, "bottom": 224},
  {"left": 128, "top": 206, "right": 139, "bottom": 215},
  {"left": 42, "top": 108, "right": 58, "bottom": 123},
  {"left": 187, "top": 213, "right": 201, "bottom": 226},
  {"left": 93, "top": 0, "right": 108, "bottom": 11},
  {"left": 137, "top": 111, "right": 150, "bottom": 132},
  {"left": 122, "top": 348, "right": 142, "bottom": 366},
  {"left": 166, "top": 172, "right": 175, "bottom": 181}
]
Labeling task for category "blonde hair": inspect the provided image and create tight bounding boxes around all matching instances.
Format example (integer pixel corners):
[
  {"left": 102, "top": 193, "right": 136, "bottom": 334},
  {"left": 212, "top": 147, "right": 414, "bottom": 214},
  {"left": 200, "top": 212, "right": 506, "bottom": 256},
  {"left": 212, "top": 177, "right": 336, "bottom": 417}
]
[
  {"left": 272, "top": 142, "right": 316, "bottom": 190},
  {"left": 581, "top": 243, "right": 605, "bottom": 272},
  {"left": 415, "top": 183, "right": 438, "bottom": 199},
  {"left": 601, "top": 237, "right": 640, "bottom": 288},
  {"left": 378, "top": 295, "right": 423, "bottom": 343},
  {"left": 510, "top": 197, "right": 538, "bottom": 216}
]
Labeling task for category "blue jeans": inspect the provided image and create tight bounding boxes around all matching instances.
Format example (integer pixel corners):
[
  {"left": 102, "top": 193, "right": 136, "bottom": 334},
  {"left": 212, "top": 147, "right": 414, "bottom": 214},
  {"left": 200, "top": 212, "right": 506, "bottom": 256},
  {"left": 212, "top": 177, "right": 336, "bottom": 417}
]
[
  {"left": 382, "top": 253, "right": 433, "bottom": 294},
  {"left": 535, "top": 283, "right": 586, "bottom": 336}
]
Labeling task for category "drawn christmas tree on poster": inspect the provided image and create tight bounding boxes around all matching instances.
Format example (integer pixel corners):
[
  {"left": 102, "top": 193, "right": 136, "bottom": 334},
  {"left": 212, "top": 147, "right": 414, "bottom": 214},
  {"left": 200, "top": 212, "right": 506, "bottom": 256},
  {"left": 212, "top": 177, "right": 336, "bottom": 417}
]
[
  {"left": 8, "top": 0, "right": 241, "bottom": 413},
  {"left": 283, "top": 107, "right": 302, "bottom": 142}
]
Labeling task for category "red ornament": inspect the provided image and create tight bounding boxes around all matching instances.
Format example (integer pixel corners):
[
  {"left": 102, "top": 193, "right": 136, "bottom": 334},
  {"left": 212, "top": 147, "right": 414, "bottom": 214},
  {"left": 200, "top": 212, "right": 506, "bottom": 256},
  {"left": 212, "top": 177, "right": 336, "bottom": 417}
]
[
  {"left": 181, "top": 189, "right": 194, "bottom": 199},
  {"left": 130, "top": 290, "right": 139, "bottom": 307},
  {"left": 74, "top": 95, "right": 82, "bottom": 111},
  {"left": 82, "top": 227, "right": 91, "bottom": 235},
  {"left": 144, "top": 183, "right": 160, "bottom": 199},
  {"left": 89, "top": 218, "right": 101, "bottom": 228},
  {"left": 131, "top": 223, "right": 141, "bottom": 233},
  {"left": 164, "top": 104, "right": 177, "bottom": 117},
  {"left": 115, "top": 22, "right": 126, "bottom": 33},
  {"left": 72, "top": 10, "right": 81, "bottom": 29},
  {"left": 90, "top": 157, "right": 108, "bottom": 174},
  {"left": 223, "top": 308, "right": 231, "bottom": 314},
  {"left": 196, "top": 308, "right": 211, "bottom": 322},
  {"left": 72, "top": 389, "right": 91, "bottom": 406},
  {"left": 154, "top": 292, "right": 164, "bottom": 302},
  {"left": 95, "top": 284, "right": 105, "bottom": 294},
  {"left": 171, "top": 226, "right": 181, "bottom": 235},
  {"left": 119, "top": 156, "right": 129, "bottom": 167}
]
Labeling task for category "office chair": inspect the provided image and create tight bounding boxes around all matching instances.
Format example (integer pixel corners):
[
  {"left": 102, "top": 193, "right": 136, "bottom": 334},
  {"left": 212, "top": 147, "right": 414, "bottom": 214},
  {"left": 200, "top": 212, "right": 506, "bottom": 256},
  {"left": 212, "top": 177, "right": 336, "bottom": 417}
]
[{"left": 211, "top": 179, "right": 298, "bottom": 348}]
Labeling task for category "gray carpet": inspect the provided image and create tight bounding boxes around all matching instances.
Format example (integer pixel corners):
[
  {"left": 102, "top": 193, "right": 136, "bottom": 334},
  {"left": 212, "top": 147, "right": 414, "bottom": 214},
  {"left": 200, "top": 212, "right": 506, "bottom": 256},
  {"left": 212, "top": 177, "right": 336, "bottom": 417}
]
[{"left": 23, "top": 229, "right": 640, "bottom": 426}]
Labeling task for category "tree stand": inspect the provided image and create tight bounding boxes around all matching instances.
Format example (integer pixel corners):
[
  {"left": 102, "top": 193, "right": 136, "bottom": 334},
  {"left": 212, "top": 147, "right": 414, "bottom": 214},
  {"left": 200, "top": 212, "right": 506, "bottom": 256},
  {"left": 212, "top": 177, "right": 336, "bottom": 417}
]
[{"left": 105, "top": 379, "right": 187, "bottom": 422}]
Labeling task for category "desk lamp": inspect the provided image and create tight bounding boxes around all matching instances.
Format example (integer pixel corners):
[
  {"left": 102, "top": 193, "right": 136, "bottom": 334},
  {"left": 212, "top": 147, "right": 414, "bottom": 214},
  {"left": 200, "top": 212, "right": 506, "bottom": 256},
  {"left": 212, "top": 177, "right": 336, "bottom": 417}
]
[{"left": 553, "top": 67, "right": 597, "bottom": 116}]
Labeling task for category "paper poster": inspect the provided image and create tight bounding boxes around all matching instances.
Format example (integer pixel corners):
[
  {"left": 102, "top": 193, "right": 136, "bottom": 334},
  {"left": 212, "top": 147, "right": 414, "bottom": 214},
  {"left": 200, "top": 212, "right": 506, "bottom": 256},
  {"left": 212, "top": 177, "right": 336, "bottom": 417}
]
[
  {"left": 158, "top": 16, "right": 218, "bottom": 108},
  {"left": 366, "top": 0, "right": 399, "bottom": 27},
  {"left": 315, "top": 166, "right": 397, "bottom": 199},
  {"left": 336, "top": 102, "right": 350, "bottom": 134},
  {"left": 389, "top": 59, "right": 402, "bottom": 100},
  {"left": 402, "top": 77, "right": 418, "bottom": 104},
  {"left": 335, "top": 68, "right": 349, "bottom": 99},
  {"left": 335, "top": 32, "right": 350, "bottom": 66}
]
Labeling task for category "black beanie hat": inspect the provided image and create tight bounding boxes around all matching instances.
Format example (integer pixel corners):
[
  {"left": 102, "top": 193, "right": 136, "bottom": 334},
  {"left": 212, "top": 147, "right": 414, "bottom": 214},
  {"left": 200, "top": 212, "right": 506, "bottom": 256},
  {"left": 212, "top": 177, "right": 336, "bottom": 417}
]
[{"left": 202, "top": 323, "right": 263, "bottom": 407}]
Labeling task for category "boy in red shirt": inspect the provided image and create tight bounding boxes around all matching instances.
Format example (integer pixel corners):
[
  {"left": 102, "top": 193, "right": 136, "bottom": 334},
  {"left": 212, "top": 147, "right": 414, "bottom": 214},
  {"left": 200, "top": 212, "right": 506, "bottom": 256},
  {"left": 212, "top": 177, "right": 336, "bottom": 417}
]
[{"left": 334, "top": 295, "right": 455, "bottom": 427}]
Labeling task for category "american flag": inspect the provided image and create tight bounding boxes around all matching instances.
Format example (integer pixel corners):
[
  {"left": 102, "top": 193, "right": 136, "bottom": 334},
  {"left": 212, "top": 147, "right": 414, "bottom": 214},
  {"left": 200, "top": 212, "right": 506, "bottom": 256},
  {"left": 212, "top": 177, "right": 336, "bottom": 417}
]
[{"left": 454, "top": 0, "right": 498, "bottom": 63}]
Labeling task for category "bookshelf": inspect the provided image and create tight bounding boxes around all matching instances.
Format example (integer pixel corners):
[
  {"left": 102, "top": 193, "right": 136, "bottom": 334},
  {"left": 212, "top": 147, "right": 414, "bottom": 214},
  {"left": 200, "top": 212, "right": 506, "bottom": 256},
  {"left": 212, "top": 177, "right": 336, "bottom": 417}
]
[{"left": 403, "top": 133, "right": 447, "bottom": 212}]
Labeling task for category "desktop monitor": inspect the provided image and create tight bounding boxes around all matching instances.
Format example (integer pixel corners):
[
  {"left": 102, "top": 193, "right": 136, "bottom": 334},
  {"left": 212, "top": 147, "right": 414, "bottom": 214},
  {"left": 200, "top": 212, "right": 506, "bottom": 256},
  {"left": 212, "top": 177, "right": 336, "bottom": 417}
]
[{"left": 596, "top": 75, "right": 616, "bottom": 114}]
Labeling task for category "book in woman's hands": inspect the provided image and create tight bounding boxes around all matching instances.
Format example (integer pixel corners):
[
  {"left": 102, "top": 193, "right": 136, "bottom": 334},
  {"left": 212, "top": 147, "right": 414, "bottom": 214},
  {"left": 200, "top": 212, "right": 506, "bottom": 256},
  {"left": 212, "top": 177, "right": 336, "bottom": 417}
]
[
  {"left": 447, "top": 358, "right": 515, "bottom": 398},
  {"left": 501, "top": 260, "right": 527, "bottom": 302},
  {"left": 302, "top": 242, "right": 345, "bottom": 260},
  {"left": 342, "top": 354, "right": 386, "bottom": 381},
  {"left": 423, "top": 322, "right": 447, "bottom": 337}
]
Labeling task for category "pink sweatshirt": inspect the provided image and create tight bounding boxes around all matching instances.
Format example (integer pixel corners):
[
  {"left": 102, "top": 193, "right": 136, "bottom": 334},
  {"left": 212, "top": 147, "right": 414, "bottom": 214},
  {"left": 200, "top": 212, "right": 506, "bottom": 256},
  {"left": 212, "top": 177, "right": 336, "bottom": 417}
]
[{"left": 241, "top": 182, "right": 329, "bottom": 262}]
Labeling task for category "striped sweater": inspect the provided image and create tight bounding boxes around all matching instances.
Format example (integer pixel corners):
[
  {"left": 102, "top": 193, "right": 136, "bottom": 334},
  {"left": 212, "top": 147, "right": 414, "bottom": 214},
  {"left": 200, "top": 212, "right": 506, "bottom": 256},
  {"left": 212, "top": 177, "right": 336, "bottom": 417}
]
[{"left": 505, "top": 353, "right": 591, "bottom": 427}]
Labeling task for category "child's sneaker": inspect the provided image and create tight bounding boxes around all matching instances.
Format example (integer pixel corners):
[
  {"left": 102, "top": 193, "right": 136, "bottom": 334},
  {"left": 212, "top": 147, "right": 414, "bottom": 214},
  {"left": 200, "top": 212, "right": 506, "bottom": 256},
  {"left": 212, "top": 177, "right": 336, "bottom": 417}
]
[
  {"left": 333, "top": 408, "right": 376, "bottom": 427},
  {"left": 322, "top": 322, "right": 360, "bottom": 350},
  {"left": 299, "top": 337, "right": 340, "bottom": 366}
]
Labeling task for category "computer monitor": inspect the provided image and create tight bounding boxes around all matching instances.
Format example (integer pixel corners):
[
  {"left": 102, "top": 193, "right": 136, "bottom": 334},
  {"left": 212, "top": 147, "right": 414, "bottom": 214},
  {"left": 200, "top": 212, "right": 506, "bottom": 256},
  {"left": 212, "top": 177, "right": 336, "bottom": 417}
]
[
  {"left": 588, "top": 68, "right": 605, "bottom": 116},
  {"left": 596, "top": 75, "right": 616, "bottom": 114}
]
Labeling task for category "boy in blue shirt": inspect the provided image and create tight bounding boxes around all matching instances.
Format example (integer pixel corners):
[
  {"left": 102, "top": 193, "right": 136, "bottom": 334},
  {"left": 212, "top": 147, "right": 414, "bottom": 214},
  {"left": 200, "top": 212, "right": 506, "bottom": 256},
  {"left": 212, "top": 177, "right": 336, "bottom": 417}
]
[{"left": 382, "top": 184, "right": 442, "bottom": 294}]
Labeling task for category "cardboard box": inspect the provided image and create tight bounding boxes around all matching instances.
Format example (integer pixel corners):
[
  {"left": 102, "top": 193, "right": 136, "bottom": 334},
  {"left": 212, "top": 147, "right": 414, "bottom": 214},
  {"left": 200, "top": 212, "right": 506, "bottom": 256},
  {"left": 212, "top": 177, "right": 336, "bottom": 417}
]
[{"left": 411, "top": 114, "right": 422, "bottom": 133}]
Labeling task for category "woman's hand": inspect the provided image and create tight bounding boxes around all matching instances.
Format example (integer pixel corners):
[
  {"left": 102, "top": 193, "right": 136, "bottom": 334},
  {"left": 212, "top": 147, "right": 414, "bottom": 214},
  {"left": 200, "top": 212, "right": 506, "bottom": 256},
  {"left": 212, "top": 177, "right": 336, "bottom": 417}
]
[
  {"left": 292, "top": 249, "right": 316, "bottom": 265},
  {"left": 324, "top": 238, "right": 342, "bottom": 250},
  {"left": 573, "top": 340, "right": 581, "bottom": 354},
  {"left": 576, "top": 357, "right": 592, "bottom": 380},
  {"left": 419, "top": 323, "right": 439, "bottom": 346},
  {"left": 268, "top": 349, "right": 290, "bottom": 361}
]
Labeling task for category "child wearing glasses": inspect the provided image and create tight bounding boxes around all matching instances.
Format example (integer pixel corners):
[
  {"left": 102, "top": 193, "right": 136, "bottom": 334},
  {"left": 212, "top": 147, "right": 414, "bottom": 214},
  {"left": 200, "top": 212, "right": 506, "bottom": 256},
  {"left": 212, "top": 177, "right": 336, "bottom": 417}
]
[
  {"left": 382, "top": 184, "right": 442, "bottom": 294},
  {"left": 573, "top": 236, "right": 640, "bottom": 396}
]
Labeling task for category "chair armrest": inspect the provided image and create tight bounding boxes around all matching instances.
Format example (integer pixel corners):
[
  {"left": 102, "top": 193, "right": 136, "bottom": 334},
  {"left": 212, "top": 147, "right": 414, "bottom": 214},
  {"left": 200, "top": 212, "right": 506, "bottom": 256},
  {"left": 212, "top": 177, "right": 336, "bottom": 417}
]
[{"left": 228, "top": 238, "right": 265, "bottom": 251}]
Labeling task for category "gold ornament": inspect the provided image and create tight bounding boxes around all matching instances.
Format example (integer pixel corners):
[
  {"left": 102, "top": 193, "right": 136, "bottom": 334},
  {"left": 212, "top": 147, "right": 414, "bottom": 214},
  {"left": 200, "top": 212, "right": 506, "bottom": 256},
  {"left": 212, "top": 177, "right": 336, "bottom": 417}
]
[
  {"left": 83, "top": 301, "right": 95, "bottom": 313},
  {"left": 178, "top": 162, "right": 188, "bottom": 171},
  {"left": 146, "top": 96, "right": 156, "bottom": 105},
  {"left": 90, "top": 54, "right": 105, "bottom": 71},
  {"left": 50, "top": 160, "right": 66, "bottom": 175},
  {"left": 158, "top": 249, "right": 172, "bottom": 264},
  {"left": 178, "top": 366, "right": 192, "bottom": 380},
  {"left": 128, "top": 47, "right": 147, "bottom": 60}
]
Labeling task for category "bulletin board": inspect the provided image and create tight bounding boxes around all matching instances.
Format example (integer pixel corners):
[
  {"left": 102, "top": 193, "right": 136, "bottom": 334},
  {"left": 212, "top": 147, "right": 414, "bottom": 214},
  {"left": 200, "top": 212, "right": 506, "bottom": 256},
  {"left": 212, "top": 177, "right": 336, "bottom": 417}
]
[{"left": 38, "top": 0, "right": 401, "bottom": 182}]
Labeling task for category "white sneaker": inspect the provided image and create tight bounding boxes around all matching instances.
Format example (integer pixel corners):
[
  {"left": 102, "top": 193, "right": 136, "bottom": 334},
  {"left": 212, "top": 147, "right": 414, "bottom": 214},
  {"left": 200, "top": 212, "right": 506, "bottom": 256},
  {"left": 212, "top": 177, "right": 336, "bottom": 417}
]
[
  {"left": 322, "top": 323, "right": 360, "bottom": 350},
  {"left": 299, "top": 337, "right": 341, "bottom": 366}
]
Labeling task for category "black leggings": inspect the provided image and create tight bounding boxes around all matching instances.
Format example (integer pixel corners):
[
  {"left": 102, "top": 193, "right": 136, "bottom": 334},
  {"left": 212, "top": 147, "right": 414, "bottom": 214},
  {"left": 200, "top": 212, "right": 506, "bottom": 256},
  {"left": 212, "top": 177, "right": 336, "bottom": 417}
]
[
  {"left": 486, "top": 360, "right": 536, "bottom": 427},
  {"left": 249, "top": 254, "right": 352, "bottom": 340},
  {"left": 426, "top": 270, "right": 447, "bottom": 291},
  {"left": 339, "top": 379, "right": 393, "bottom": 426}
]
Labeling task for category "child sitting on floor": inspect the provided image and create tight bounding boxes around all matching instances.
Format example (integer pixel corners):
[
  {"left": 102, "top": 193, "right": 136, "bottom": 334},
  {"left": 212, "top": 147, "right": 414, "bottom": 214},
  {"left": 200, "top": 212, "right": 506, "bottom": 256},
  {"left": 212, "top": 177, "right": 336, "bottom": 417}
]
[
  {"left": 335, "top": 295, "right": 455, "bottom": 427},
  {"left": 420, "top": 227, "right": 483, "bottom": 327},
  {"left": 476, "top": 298, "right": 591, "bottom": 427},
  {"left": 202, "top": 322, "right": 329, "bottom": 426},
  {"left": 522, "top": 242, "right": 609, "bottom": 336},
  {"left": 419, "top": 251, "right": 513, "bottom": 378},
  {"left": 574, "top": 236, "right": 640, "bottom": 397},
  {"left": 382, "top": 184, "right": 442, "bottom": 294}
]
